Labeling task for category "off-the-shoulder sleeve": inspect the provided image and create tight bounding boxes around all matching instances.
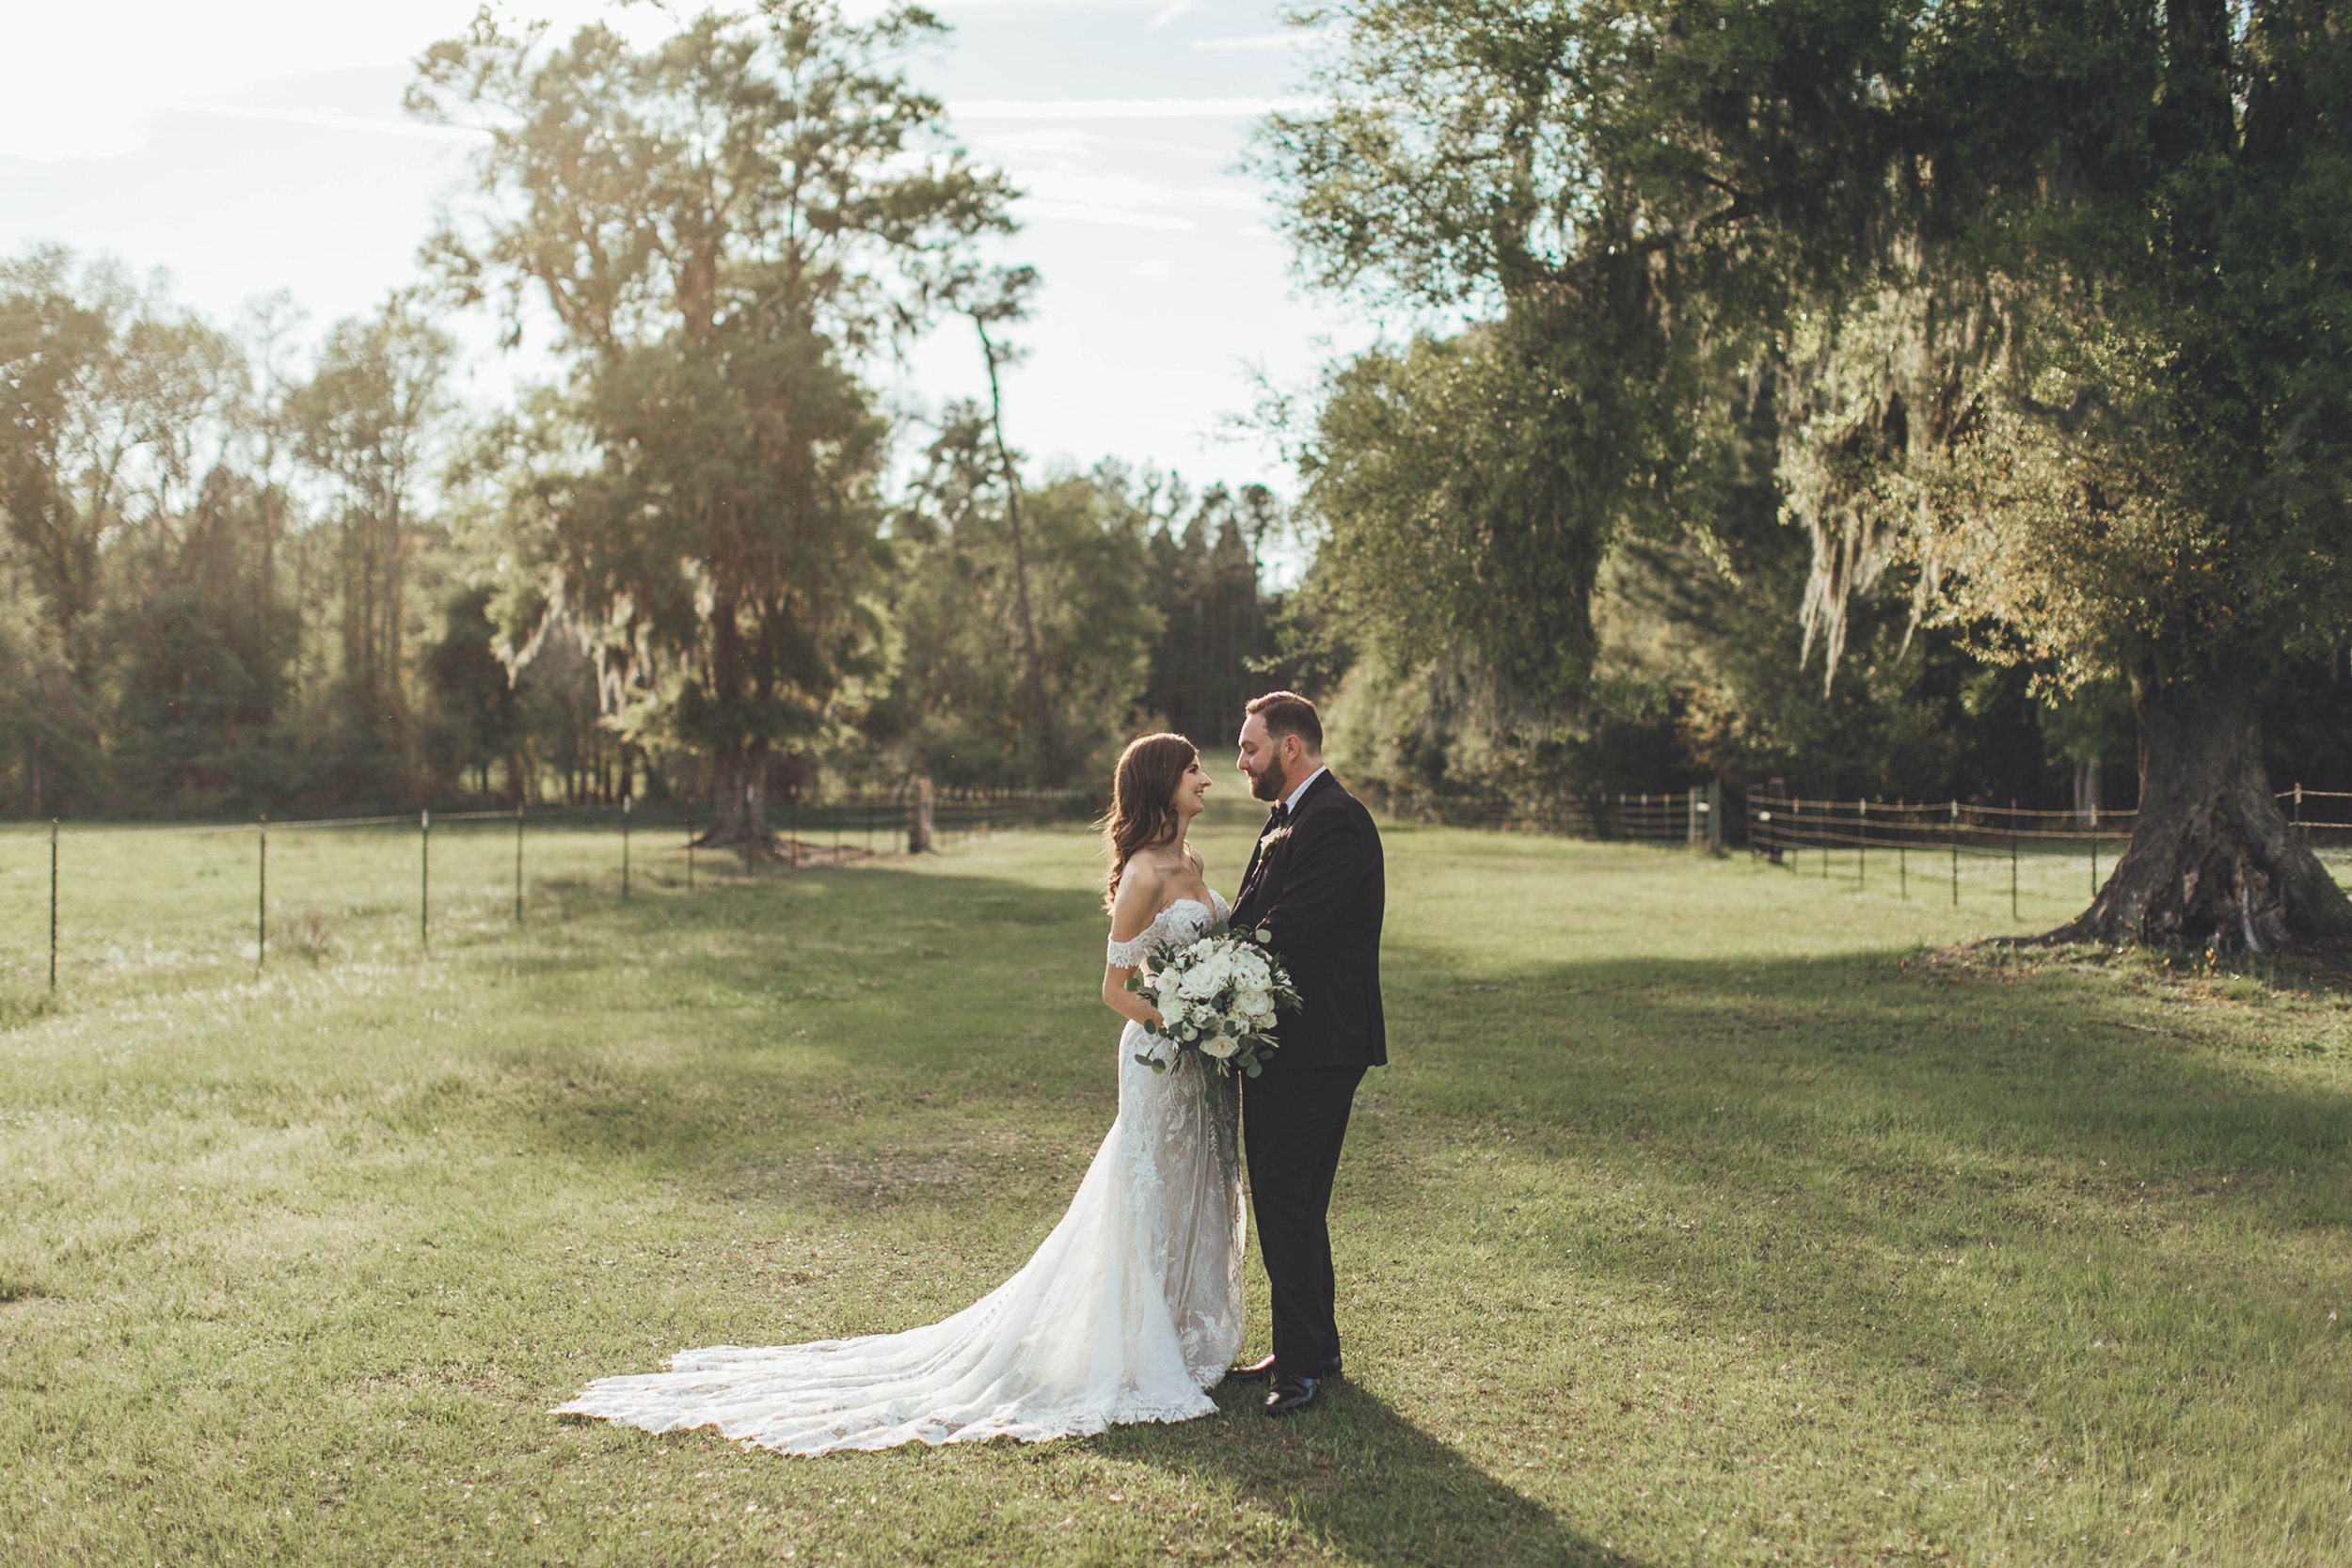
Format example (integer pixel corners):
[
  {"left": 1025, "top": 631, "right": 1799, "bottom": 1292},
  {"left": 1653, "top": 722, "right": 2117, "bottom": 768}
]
[{"left": 1105, "top": 930, "right": 1153, "bottom": 968}]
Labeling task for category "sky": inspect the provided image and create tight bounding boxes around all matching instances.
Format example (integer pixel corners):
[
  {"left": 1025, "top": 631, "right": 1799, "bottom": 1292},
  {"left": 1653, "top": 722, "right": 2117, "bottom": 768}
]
[{"left": 0, "top": 0, "right": 1386, "bottom": 501}]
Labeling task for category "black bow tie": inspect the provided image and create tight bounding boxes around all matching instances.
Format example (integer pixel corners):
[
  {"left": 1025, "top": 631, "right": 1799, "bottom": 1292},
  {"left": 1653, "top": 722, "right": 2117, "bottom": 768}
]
[{"left": 1265, "top": 801, "right": 1287, "bottom": 826}]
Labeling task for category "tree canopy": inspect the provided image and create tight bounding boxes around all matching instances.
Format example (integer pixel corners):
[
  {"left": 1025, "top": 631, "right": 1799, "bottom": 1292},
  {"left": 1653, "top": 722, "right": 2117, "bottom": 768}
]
[
  {"left": 411, "top": 0, "right": 1015, "bottom": 845},
  {"left": 1264, "top": 0, "right": 2352, "bottom": 950}
]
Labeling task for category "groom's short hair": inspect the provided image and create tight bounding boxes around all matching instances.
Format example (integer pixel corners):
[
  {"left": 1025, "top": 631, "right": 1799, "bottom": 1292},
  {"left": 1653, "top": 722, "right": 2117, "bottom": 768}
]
[{"left": 1246, "top": 690, "right": 1323, "bottom": 754}]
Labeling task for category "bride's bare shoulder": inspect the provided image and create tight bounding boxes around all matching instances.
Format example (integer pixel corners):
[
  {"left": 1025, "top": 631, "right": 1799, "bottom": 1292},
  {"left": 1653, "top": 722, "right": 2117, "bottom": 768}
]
[{"left": 1109, "top": 856, "right": 1167, "bottom": 939}]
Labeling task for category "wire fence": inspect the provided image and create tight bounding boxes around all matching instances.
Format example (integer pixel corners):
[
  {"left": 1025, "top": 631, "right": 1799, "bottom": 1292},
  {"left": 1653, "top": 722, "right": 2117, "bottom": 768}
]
[
  {"left": 0, "top": 788, "right": 1096, "bottom": 1004},
  {"left": 15, "top": 779, "right": 2349, "bottom": 1004},
  {"left": 1376, "top": 782, "right": 2352, "bottom": 923},
  {"left": 1371, "top": 786, "right": 1724, "bottom": 847},
  {"left": 1745, "top": 786, "right": 2352, "bottom": 917}
]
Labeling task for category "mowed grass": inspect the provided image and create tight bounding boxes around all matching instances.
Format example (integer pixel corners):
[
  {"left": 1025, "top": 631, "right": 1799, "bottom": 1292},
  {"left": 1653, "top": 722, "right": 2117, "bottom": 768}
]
[{"left": 3, "top": 801, "right": 2350, "bottom": 1566}]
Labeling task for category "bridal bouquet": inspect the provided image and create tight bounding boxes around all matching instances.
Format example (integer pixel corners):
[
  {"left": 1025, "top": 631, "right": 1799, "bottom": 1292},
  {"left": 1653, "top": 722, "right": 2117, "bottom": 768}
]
[{"left": 1128, "top": 927, "right": 1299, "bottom": 1078}]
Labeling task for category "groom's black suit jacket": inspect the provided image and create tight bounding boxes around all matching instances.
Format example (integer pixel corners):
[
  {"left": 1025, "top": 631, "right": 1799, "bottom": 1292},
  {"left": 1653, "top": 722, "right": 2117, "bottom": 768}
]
[{"left": 1230, "top": 770, "right": 1386, "bottom": 1081}]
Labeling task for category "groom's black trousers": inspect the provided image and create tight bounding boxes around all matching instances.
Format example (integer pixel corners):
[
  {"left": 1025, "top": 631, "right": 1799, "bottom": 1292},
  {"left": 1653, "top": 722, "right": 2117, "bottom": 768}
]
[{"left": 1242, "top": 1064, "right": 1366, "bottom": 1377}]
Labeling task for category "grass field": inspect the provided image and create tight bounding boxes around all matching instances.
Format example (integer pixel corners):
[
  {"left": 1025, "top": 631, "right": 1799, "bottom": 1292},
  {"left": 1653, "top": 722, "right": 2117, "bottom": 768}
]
[{"left": 4, "top": 800, "right": 2350, "bottom": 1566}]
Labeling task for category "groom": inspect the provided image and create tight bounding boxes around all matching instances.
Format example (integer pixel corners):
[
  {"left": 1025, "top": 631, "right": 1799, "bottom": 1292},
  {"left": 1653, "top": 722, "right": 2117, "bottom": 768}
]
[{"left": 1227, "top": 690, "right": 1386, "bottom": 1417}]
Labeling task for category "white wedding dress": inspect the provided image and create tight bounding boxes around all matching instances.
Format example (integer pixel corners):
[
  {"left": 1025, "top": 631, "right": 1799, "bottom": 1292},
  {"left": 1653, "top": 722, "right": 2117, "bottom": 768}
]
[{"left": 552, "top": 893, "right": 1246, "bottom": 1452}]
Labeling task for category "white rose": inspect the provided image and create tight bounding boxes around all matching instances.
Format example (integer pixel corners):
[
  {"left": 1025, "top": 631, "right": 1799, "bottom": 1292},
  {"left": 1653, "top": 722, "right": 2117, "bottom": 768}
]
[
  {"left": 1158, "top": 992, "right": 1188, "bottom": 1026},
  {"left": 1199, "top": 1033, "right": 1240, "bottom": 1061},
  {"left": 1238, "top": 988, "right": 1272, "bottom": 1019}
]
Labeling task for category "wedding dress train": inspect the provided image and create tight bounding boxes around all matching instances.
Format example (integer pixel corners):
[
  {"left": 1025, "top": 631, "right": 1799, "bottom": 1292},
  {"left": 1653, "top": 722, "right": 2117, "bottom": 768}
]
[{"left": 552, "top": 893, "right": 1244, "bottom": 1453}]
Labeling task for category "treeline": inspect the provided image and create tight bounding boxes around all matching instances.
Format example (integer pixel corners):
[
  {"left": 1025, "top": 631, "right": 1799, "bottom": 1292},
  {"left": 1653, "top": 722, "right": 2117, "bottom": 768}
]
[
  {"left": 0, "top": 246, "right": 1282, "bottom": 817},
  {"left": 0, "top": 5, "right": 1284, "bottom": 830}
]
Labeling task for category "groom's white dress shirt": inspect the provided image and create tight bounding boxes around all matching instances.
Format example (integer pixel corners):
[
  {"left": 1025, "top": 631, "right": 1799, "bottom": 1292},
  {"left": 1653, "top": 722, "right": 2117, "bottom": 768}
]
[{"left": 1282, "top": 766, "right": 1328, "bottom": 816}]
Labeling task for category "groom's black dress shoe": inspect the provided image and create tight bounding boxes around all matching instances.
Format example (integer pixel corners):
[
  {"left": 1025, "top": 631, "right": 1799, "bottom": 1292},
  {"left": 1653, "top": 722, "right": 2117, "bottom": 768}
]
[
  {"left": 1225, "top": 1352, "right": 1342, "bottom": 1384},
  {"left": 1262, "top": 1373, "right": 1319, "bottom": 1417}
]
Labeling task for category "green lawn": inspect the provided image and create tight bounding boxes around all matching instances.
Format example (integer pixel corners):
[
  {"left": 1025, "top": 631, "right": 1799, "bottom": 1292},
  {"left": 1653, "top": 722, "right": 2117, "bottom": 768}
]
[{"left": 4, "top": 802, "right": 2349, "bottom": 1566}]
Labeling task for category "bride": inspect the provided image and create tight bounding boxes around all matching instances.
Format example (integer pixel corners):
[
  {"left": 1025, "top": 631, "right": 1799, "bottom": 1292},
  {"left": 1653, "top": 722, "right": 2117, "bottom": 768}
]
[{"left": 552, "top": 733, "right": 1245, "bottom": 1452}]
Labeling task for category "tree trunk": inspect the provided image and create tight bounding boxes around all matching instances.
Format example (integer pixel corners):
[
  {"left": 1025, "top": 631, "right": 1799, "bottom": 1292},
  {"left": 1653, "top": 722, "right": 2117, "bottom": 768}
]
[
  {"left": 2049, "top": 664, "right": 2352, "bottom": 955},
  {"left": 700, "top": 740, "right": 774, "bottom": 852},
  {"left": 974, "top": 314, "right": 1055, "bottom": 785}
]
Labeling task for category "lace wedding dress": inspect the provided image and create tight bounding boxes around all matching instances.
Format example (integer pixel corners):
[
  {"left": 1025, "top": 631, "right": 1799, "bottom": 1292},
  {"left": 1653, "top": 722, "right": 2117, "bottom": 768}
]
[{"left": 552, "top": 893, "right": 1246, "bottom": 1453}]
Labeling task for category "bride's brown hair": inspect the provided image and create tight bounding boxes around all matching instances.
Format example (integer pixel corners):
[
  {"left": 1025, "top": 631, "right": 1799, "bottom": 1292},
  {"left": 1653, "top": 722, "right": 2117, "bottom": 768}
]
[{"left": 1103, "top": 733, "right": 1199, "bottom": 911}]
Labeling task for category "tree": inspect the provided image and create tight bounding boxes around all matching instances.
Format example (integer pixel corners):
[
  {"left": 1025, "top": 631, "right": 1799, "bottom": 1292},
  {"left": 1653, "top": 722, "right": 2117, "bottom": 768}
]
[
  {"left": 1263, "top": 0, "right": 2352, "bottom": 952},
  {"left": 289, "top": 293, "right": 456, "bottom": 794},
  {"left": 237, "top": 289, "right": 310, "bottom": 728},
  {"left": 870, "top": 419, "right": 1158, "bottom": 787},
  {"left": 422, "top": 585, "right": 520, "bottom": 799},
  {"left": 98, "top": 467, "right": 287, "bottom": 807},
  {"left": 1137, "top": 481, "right": 1279, "bottom": 747},
  {"left": 411, "top": 1, "right": 1017, "bottom": 848},
  {"left": 1, "top": 246, "right": 276, "bottom": 811},
  {"left": 1, "top": 248, "right": 241, "bottom": 676},
  {"left": 962, "top": 266, "right": 1056, "bottom": 784}
]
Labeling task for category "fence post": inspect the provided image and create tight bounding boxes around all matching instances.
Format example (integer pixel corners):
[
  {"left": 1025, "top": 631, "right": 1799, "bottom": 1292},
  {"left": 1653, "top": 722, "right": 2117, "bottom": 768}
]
[
  {"left": 741, "top": 784, "right": 756, "bottom": 879},
  {"left": 687, "top": 818, "right": 696, "bottom": 891},
  {"left": 2294, "top": 782, "right": 2303, "bottom": 826},
  {"left": 257, "top": 814, "right": 268, "bottom": 973},
  {"left": 513, "top": 801, "right": 525, "bottom": 924},
  {"left": 1899, "top": 801, "right": 1908, "bottom": 899},
  {"left": 909, "top": 777, "right": 934, "bottom": 854},
  {"left": 1708, "top": 780, "right": 1724, "bottom": 852},
  {"left": 621, "top": 795, "right": 631, "bottom": 899},
  {"left": 1858, "top": 799, "right": 1867, "bottom": 888},
  {"left": 789, "top": 791, "right": 801, "bottom": 872},
  {"left": 421, "top": 809, "right": 431, "bottom": 950},
  {"left": 48, "top": 817, "right": 58, "bottom": 990},
  {"left": 1950, "top": 800, "right": 1960, "bottom": 909},
  {"left": 2010, "top": 800, "right": 2020, "bottom": 920},
  {"left": 2090, "top": 825, "right": 2098, "bottom": 899}
]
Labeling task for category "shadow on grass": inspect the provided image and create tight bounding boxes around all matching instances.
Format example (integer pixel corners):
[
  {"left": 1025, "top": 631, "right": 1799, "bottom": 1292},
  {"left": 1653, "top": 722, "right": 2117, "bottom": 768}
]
[
  {"left": 506, "top": 863, "right": 2352, "bottom": 1236},
  {"left": 1359, "top": 932, "right": 2352, "bottom": 1420},
  {"left": 497, "top": 863, "right": 2352, "bottom": 1472},
  {"left": 480, "top": 863, "right": 1120, "bottom": 1185},
  {"left": 1100, "top": 1383, "right": 1639, "bottom": 1568}
]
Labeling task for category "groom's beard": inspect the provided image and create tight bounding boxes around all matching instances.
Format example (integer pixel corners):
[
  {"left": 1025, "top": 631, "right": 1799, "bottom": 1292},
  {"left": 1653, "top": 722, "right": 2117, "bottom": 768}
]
[{"left": 1251, "top": 759, "right": 1290, "bottom": 803}]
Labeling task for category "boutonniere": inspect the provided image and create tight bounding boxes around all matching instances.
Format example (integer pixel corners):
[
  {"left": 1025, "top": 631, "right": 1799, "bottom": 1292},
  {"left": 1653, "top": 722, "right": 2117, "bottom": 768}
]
[{"left": 1257, "top": 825, "right": 1293, "bottom": 856}]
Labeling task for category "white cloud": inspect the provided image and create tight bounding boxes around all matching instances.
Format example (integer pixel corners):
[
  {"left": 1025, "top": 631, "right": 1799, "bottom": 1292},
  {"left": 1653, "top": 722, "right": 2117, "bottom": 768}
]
[
  {"left": 1189, "top": 33, "right": 1306, "bottom": 52},
  {"left": 948, "top": 97, "right": 1314, "bottom": 120},
  {"left": 167, "top": 101, "right": 494, "bottom": 145},
  {"left": 966, "top": 126, "right": 1105, "bottom": 158},
  {"left": 1014, "top": 167, "right": 1175, "bottom": 210},
  {"left": 1012, "top": 198, "right": 1194, "bottom": 231}
]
